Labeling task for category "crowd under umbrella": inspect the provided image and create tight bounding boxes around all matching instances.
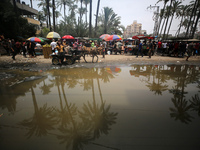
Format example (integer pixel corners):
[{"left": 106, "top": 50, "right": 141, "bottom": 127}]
[
  {"left": 46, "top": 32, "right": 61, "bottom": 40},
  {"left": 106, "top": 35, "right": 122, "bottom": 41}
]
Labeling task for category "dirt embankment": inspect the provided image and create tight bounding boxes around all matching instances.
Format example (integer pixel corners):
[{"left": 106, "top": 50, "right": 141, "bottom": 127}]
[{"left": 0, "top": 54, "right": 200, "bottom": 71}]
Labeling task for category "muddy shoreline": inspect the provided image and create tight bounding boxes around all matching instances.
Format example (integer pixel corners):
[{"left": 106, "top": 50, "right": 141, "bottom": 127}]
[{"left": 0, "top": 54, "right": 200, "bottom": 71}]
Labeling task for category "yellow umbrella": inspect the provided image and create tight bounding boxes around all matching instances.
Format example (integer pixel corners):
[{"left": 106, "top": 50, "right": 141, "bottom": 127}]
[{"left": 46, "top": 32, "right": 61, "bottom": 39}]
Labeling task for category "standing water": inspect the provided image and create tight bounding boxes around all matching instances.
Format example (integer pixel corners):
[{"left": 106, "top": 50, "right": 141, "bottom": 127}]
[{"left": 0, "top": 65, "right": 200, "bottom": 150}]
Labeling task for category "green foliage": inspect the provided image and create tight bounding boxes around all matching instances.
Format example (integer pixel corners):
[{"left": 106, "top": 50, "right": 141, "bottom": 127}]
[
  {"left": 0, "top": 0, "right": 37, "bottom": 39},
  {"left": 38, "top": 27, "right": 50, "bottom": 37}
]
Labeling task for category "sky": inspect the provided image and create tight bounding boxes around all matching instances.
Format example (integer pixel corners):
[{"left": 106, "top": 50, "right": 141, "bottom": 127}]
[{"left": 22, "top": 0, "right": 191, "bottom": 36}]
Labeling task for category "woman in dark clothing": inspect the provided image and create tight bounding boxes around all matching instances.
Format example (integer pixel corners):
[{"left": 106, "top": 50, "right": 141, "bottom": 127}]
[{"left": 11, "top": 39, "right": 17, "bottom": 60}]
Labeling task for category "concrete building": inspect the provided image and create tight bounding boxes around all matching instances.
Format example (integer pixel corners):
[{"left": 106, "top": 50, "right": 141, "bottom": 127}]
[
  {"left": 10, "top": 0, "right": 40, "bottom": 34},
  {"left": 123, "top": 21, "right": 143, "bottom": 39}
]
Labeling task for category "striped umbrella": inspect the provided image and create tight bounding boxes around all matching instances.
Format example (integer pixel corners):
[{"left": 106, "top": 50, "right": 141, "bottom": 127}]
[
  {"left": 27, "top": 37, "right": 44, "bottom": 43},
  {"left": 99, "top": 34, "right": 110, "bottom": 40},
  {"left": 107, "top": 35, "right": 122, "bottom": 41},
  {"left": 46, "top": 32, "right": 61, "bottom": 39}
]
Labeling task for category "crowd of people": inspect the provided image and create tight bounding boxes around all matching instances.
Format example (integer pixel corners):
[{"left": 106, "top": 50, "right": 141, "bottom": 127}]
[
  {"left": 1, "top": 34, "right": 200, "bottom": 62},
  {"left": 0, "top": 36, "right": 41, "bottom": 60}
]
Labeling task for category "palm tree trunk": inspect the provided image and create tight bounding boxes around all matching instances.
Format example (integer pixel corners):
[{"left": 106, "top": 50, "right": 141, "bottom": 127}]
[
  {"left": 163, "top": 0, "right": 172, "bottom": 40},
  {"left": 12, "top": 0, "right": 17, "bottom": 14},
  {"left": 52, "top": 0, "right": 56, "bottom": 31},
  {"left": 166, "top": 13, "right": 174, "bottom": 39},
  {"left": 89, "top": 0, "right": 92, "bottom": 37},
  {"left": 159, "top": 17, "right": 166, "bottom": 39},
  {"left": 185, "top": 0, "right": 198, "bottom": 38},
  {"left": 191, "top": 7, "right": 200, "bottom": 38},
  {"left": 85, "top": 4, "right": 88, "bottom": 26},
  {"left": 47, "top": 0, "right": 52, "bottom": 31},
  {"left": 30, "top": 0, "right": 33, "bottom": 8},
  {"left": 190, "top": 0, "right": 199, "bottom": 37},
  {"left": 157, "top": 2, "right": 167, "bottom": 38},
  {"left": 94, "top": 0, "right": 100, "bottom": 37},
  {"left": 64, "top": 3, "right": 66, "bottom": 19},
  {"left": 176, "top": 15, "right": 184, "bottom": 37}
]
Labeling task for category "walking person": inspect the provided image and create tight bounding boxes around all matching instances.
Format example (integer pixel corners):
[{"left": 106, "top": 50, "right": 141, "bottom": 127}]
[
  {"left": 162, "top": 41, "right": 167, "bottom": 56},
  {"left": 22, "top": 41, "right": 27, "bottom": 58},
  {"left": 27, "top": 41, "right": 36, "bottom": 57},
  {"left": 11, "top": 39, "right": 17, "bottom": 60},
  {"left": 136, "top": 41, "right": 143, "bottom": 57},
  {"left": 102, "top": 40, "right": 107, "bottom": 58},
  {"left": 55, "top": 41, "right": 65, "bottom": 64},
  {"left": 186, "top": 42, "right": 194, "bottom": 61},
  {"left": 148, "top": 41, "right": 153, "bottom": 58}
]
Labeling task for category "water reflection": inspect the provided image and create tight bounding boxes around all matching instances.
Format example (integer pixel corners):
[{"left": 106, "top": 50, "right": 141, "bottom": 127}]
[
  {"left": 129, "top": 65, "right": 200, "bottom": 124},
  {"left": 0, "top": 65, "right": 200, "bottom": 149}
]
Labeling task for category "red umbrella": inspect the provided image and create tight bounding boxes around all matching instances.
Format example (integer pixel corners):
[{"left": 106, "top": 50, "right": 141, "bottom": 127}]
[{"left": 62, "top": 35, "right": 75, "bottom": 39}]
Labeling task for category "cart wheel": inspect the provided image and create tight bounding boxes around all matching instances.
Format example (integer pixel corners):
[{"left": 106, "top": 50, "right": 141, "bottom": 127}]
[
  {"left": 52, "top": 57, "right": 59, "bottom": 65},
  {"left": 66, "top": 58, "right": 74, "bottom": 65}
]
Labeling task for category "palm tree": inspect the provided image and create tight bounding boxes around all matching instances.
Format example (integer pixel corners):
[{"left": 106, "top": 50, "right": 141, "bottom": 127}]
[
  {"left": 52, "top": 0, "right": 56, "bottom": 31},
  {"left": 98, "top": 7, "right": 121, "bottom": 35},
  {"left": 30, "top": 0, "right": 33, "bottom": 8},
  {"left": 175, "top": 5, "right": 189, "bottom": 37},
  {"left": 191, "top": 0, "right": 200, "bottom": 38},
  {"left": 159, "top": 8, "right": 168, "bottom": 38},
  {"left": 156, "top": 0, "right": 169, "bottom": 39},
  {"left": 46, "top": 0, "right": 52, "bottom": 31},
  {"left": 83, "top": 0, "right": 90, "bottom": 25},
  {"left": 162, "top": 0, "right": 173, "bottom": 40},
  {"left": 57, "top": 0, "right": 72, "bottom": 19},
  {"left": 185, "top": 0, "right": 198, "bottom": 38},
  {"left": 189, "top": 94, "right": 200, "bottom": 116},
  {"left": 55, "top": 10, "right": 61, "bottom": 25},
  {"left": 89, "top": 0, "right": 92, "bottom": 37},
  {"left": 19, "top": 87, "right": 57, "bottom": 138},
  {"left": 94, "top": 0, "right": 101, "bottom": 37},
  {"left": 38, "top": 0, "right": 50, "bottom": 29},
  {"left": 166, "top": 0, "right": 182, "bottom": 39}
]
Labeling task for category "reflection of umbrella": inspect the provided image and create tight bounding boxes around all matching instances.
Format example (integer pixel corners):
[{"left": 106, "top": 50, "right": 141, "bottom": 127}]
[
  {"left": 46, "top": 32, "right": 61, "bottom": 39},
  {"left": 106, "top": 67, "right": 121, "bottom": 74},
  {"left": 27, "top": 37, "right": 44, "bottom": 43},
  {"left": 62, "top": 35, "right": 75, "bottom": 39},
  {"left": 99, "top": 34, "right": 110, "bottom": 40},
  {"left": 107, "top": 35, "right": 122, "bottom": 41}
]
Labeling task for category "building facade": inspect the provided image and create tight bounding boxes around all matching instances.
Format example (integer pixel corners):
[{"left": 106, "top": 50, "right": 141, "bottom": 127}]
[
  {"left": 10, "top": 0, "right": 40, "bottom": 34},
  {"left": 123, "top": 21, "right": 143, "bottom": 39}
]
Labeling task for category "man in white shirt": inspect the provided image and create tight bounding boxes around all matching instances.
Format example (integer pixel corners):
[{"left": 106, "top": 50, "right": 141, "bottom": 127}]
[
  {"left": 50, "top": 39, "right": 57, "bottom": 52},
  {"left": 162, "top": 41, "right": 167, "bottom": 56}
]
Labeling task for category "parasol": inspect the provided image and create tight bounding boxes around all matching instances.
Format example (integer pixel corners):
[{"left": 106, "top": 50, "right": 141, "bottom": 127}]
[
  {"left": 62, "top": 35, "right": 75, "bottom": 39},
  {"left": 99, "top": 34, "right": 110, "bottom": 40},
  {"left": 27, "top": 37, "right": 44, "bottom": 43},
  {"left": 46, "top": 32, "right": 61, "bottom": 39},
  {"left": 107, "top": 35, "right": 122, "bottom": 41}
]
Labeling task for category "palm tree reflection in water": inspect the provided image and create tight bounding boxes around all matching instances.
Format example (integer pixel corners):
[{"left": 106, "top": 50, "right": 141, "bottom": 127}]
[
  {"left": 19, "top": 87, "right": 57, "bottom": 138},
  {"left": 26, "top": 67, "right": 118, "bottom": 149}
]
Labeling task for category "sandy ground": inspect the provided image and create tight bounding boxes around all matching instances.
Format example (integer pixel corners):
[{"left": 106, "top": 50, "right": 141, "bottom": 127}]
[{"left": 0, "top": 54, "right": 200, "bottom": 71}]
